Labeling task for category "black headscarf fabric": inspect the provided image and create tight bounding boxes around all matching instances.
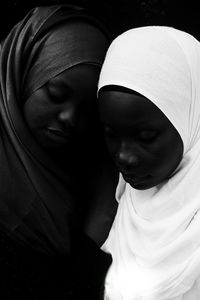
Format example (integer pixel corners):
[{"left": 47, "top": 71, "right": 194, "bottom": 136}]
[{"left": 0, "top": 5, "right": 110, "bottom": 255}]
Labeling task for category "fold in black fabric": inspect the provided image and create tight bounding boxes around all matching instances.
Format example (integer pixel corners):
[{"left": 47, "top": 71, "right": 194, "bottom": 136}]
[
  {"left": 0, "top": 5, "right": 110, "bottom": 255},
  {"left": 0, "top": 227, "right": 112, "bottom": 299}
]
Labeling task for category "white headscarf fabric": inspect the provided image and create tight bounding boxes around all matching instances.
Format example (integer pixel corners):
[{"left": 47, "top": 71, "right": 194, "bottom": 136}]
[{"left": 98, "top": 26, "right": 200, "bottom": 300}]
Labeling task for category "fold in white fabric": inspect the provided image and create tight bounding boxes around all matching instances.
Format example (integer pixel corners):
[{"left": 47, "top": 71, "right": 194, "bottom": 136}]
[{"left": 98, "top": 26, "right": 200, "bottom": 299}]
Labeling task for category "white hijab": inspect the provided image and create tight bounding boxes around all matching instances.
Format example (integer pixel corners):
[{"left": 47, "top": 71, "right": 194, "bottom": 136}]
[{"left": 98, "top": 26, "right": 200, "bottom": 300}]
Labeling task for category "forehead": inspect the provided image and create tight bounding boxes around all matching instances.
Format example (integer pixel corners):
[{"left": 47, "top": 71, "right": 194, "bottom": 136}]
[
  {"left": 48, "top": 64, "right": 100, "bottom": 93},
  {"left": 98, "top": 89, "right": 169, "bottom": 129}
]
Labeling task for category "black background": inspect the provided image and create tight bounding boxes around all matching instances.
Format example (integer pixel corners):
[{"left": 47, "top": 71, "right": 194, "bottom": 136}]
[{"left": 1, "top": 0, "right": 200, "bottom": 41}]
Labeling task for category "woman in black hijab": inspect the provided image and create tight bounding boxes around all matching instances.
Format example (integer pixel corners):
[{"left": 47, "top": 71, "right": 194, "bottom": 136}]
[{"left": 0, "top": 5, "right": 114, "bottom": 299}]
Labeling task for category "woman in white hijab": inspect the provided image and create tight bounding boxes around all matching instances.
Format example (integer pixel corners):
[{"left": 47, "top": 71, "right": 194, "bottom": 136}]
[{"left": 98, "top": 26, "right": 200, "bottom": 300}]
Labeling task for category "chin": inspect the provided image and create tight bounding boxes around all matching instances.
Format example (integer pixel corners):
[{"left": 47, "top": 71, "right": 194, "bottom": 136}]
[
  {"left": 128, "top": 178, "right": 158, "bottom": 190},
  {"left": 130, "top": 177, "right": 168, "bottom": 190},
  {"left": 129, "top": 183, "right": 154, "bottom": 190}
]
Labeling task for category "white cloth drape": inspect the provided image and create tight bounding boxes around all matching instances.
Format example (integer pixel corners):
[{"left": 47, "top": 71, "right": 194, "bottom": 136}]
[{"left": 98, "top": 26, "right": 200, "bottom": 299}]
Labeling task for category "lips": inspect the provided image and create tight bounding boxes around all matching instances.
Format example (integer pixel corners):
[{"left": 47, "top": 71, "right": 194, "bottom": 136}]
[
  {"left": 123, "top": 174, "right": 142, "bottom": 182},
  {"left": 122, "top": 173, "right": 151, "bottom": 185},
  {"left": 46, "top": 127, "right": 73, "bottom": 141}
]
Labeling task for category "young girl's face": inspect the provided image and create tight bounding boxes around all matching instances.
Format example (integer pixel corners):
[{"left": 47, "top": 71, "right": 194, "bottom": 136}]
[
  {"left": 23, "top": 65, "right": 100, "bottom": 152},
  {"left": 98, "top": 88, "right": 184, "bottom": 190}
]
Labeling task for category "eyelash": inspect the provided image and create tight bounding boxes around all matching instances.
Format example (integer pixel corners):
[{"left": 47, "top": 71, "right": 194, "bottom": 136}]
[
  {"left": 46, "top": 85, "right": 70, "bottom": 104},
  {"left": 50, "top": 94, "right": 66, "bottom": 104},
  {"left": 138, "top": 130, "right": 158, "bottom": 142},
  {"left": 104, "top": 127, "right": 158, "bottom": 142}
]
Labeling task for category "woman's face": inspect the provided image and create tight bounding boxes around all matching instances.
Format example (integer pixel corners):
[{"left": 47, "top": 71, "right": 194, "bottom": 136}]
[
  {"left": 98, "top": 88, "right": 184, "bottom": 190},
  {"left": 23, "top": 65, "right": 100, "bottom": 152}
]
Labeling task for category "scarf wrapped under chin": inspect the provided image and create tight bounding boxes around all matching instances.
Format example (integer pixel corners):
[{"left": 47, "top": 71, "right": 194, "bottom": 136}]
[
  {"left": 0, "top": 5, "right": 109, "bottom": 255},
  {"left": 98, "top": 26, "right": 200, "bottom": 299}
]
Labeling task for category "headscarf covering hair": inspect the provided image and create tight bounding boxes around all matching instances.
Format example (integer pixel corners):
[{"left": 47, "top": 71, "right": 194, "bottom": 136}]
[
  {"left": 23, "top": 14, "right": 110, "bottom": 100},
  {"left": 98, "top": 26, "right": 200, "bottom": 299},
  {"left": 0, "top": 5, "right": 110, "bottom": 255}
]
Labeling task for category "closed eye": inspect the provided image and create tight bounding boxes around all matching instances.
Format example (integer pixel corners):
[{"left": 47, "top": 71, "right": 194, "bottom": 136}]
[
  {"left": 138, "top": 130, "right": 158, "bottom": 142},
  {"left": 46, "top": 82, "right": 71, "bottom": 104}
]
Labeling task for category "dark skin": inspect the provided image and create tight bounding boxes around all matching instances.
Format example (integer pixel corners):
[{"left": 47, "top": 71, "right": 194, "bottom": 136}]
[
  {"left": 23, "top": 64, "right": 104, "bottom": 172},
  {"left": 98, "top": 86, "right": 184, "bottom": 190},
  {"left": 23, "top": 64, "right": 100, "bottom": 154},
  {"left": 23, "top": 65, "right": 118, "bottom": 246}
]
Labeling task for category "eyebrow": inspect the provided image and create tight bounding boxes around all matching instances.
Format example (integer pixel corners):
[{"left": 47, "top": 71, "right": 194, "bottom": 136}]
[
  {"left": 47, "top": 75, "right": 68, "bottom": 88},
  {"left": 101, "top": 119, "right": 158, "bottom": 127}
]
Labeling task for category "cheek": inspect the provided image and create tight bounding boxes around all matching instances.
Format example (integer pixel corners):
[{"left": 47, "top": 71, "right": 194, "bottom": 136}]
[
  {"left": 78, "top": 104, "right": 99, "bottom": 134},
  {"left": 153, "top": 133, "right": 183, "bottom": 177},
  {"left": 104, "top": 137, "right": 118, "bottom": 158},
  {"left": 23, "top": 102, "right": 38, "bottom": 129},
  {"left": 75, "top": 114, "right": 91, "bottom": 136},
  {"left": 23, "top": 101, "right": 51, "bottom": 130}
]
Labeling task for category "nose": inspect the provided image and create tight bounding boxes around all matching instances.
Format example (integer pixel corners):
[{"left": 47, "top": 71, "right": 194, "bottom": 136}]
[
  {"left": 58, "top": 106, "right": 77, "bottom": 128},
  {"left": 116, "top": 141, "right": 140, "bottom": 170}
]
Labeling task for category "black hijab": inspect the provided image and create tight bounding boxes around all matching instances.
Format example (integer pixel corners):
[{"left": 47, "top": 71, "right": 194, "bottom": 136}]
[{"left": 0, "top": 5, "right": 110, "bottom": 255}]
